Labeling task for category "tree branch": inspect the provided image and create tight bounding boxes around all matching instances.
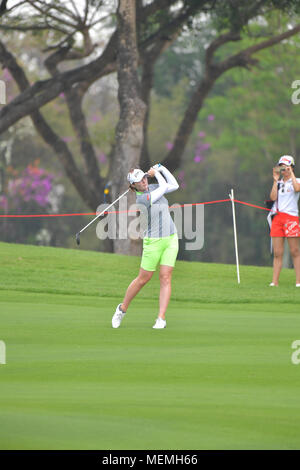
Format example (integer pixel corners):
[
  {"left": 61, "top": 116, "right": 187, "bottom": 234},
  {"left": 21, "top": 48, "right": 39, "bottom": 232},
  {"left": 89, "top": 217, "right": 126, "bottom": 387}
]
[
  {"left": 70, "top": 0, "right": 82, "bottom": 20},
  {"left": 44, "top": 37, "right": 104, "bottom": 202},
  {"left": 26, "top": 0, "right": 78, "bottom": 29},
  {"left": 215, "top": 23, "right": 300, "bottom": 76},
  {"left": 162, "top": 23, "right": 300, "bottom": 171},
  {"left": 83, "top": 0, "right": 89, "bottom": 24},
  {"left": 0, "top": 30, "right": 118, "bottom": 134},
  {"left": 0, "top": 40, "right": 98, "bottom": 209},
  {"left": 44, "top": 28, "right": 96, "bottom": 71},
  {"left": 205, "top": 31, "right": 241, "bottom": 69},
  {"left": 0, "top": 1, "right": 188, "bottom": 135},
  {"left": 64, "top": 85, "right": 104, "bottom": 199},
  {"left": 139, "top": 1, "right": 206, "bottom": 168},
  {"left": 162, "top": 76, "right": 214, "bottom": 172},
  {"left": 0, "top": 23, "right": 64, "bottom": 32},
  {"left": 0, "top": 0, "right": 7, "bottom": 16}
]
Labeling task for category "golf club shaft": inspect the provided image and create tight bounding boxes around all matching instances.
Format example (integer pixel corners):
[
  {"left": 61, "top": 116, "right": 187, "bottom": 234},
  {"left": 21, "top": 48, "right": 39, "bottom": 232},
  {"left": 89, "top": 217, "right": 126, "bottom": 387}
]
[{"left": 78, "top": 188, "right": 130, "bottom": 235}]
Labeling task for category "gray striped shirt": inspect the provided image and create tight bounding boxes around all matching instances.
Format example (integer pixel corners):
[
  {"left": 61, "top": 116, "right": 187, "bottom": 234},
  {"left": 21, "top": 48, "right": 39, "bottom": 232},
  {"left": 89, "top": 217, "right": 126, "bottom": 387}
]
[{"left": 136, "top": 184, "right": 177, "bottom": 238}]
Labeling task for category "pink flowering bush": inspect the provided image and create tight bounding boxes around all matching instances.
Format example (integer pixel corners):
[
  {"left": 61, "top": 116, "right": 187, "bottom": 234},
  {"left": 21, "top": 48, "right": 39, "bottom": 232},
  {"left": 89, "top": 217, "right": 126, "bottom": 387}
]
[{"left": 0, "top": 161, "right": 55, "bottom": 213}]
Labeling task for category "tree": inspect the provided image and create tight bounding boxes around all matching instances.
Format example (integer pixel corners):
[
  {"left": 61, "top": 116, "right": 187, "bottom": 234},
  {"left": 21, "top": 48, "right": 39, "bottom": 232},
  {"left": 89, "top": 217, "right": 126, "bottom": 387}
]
[
  {"left": 0, "top": 0, "right": 206, "bottom": 242},
  {"left": 166, "top": 26, "right": 300, "bottom": 267},
  {"left": 110, "top": 0, "right": 146, "bottom": 254},
  {"left": 0, "top": 0, "right": 7, "bottom": 17},
  {"left": 0, "top": 1, "right": 300, "bottom": 254}
]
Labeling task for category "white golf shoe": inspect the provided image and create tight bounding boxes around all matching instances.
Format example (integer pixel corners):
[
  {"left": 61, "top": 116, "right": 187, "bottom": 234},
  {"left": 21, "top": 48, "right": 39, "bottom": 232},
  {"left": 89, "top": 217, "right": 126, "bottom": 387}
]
[
  {"left": 112, "top": 304, "right": 126, "bottom": 328},
  {"left": 296, "top": 284, "right": 300, "bottom": 287},
  {"left": 152, "top": 317, "right": 166, "bottom": 329},
  {"left": 269, "top": 282, "right": 278, "bottom": 286}
]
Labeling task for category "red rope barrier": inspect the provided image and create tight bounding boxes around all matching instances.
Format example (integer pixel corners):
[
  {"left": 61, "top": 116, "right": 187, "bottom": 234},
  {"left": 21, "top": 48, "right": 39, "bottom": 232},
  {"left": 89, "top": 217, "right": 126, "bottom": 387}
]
[
  {"left": 234, "top": 199, "right": 270, "bottom": 212},
  {"left": 0, "top": 198, "right": 269, "bottom": 218}
]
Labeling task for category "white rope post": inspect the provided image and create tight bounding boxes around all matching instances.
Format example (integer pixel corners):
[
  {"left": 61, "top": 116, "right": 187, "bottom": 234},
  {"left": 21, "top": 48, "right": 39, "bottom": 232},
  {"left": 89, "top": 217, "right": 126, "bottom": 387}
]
[{"left": 229, "top": 188, "right": 240, "bottom": 284}]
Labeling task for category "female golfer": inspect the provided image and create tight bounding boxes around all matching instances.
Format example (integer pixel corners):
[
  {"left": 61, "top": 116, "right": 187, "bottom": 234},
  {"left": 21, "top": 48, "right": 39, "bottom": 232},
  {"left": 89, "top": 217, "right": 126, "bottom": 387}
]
[
  {"left": 112, "top": 164, "right": 179, "bottom": 329},
  {"left": 269, "top": 155, "right": 300, "bottom": 286}
]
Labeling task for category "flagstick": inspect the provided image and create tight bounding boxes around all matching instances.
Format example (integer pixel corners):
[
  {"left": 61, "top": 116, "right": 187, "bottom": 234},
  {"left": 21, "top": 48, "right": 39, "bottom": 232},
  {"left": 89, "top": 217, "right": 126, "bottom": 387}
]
[{"left": 229, "top": 188, "right": 240, "bottom": 284}]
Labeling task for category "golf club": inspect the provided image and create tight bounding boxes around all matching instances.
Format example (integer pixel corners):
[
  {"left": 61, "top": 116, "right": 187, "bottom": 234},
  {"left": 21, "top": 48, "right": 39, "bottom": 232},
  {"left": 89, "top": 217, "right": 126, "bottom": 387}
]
[{"left": 75, "top": 188, "right": 130, "bottom": 245}]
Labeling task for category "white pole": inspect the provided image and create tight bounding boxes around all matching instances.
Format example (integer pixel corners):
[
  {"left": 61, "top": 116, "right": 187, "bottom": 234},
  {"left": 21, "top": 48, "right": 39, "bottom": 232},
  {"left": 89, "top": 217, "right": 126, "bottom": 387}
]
[{"left": 229, "top": 188, "right": 240, "bottom": 284}]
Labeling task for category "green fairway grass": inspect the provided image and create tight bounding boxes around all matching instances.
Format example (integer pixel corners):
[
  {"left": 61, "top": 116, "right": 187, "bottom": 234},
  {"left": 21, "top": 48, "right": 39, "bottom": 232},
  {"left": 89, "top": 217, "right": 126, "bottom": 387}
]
[{"left": 0, "top": 241, "right": 300, "bottom": 449}]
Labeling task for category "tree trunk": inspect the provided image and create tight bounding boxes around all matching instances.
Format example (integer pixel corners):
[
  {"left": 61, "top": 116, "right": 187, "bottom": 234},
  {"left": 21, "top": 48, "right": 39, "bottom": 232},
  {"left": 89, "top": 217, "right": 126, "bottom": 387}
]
[
  {"left": 109, "top": 0, "right": 146, "bottom": 255},
  {"left": 139, "top": 60, "right": 155, "bottom": 170}
]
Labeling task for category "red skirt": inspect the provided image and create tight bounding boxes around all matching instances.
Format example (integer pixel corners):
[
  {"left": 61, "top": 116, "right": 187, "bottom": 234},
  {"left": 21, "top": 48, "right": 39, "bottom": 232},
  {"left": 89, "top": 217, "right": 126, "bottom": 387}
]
[{"left": 270, "top": 212, "right": 300, "bottom": 237}]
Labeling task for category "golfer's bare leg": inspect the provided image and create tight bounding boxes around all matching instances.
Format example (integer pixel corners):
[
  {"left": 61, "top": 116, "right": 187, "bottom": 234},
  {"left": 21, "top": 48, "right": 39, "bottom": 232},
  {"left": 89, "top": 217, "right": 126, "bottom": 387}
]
[
  {"left": 272, "top": 237, "right": 284, "bottom": 285},
  {"left": 158, "top": 265, "right": 173, "bottom": 320},
  {"left": 287, "top": 238, "right": 300, "bottom": 284},
  {"left": 121, "top": 268, "right": 154, "bottom": 312}
]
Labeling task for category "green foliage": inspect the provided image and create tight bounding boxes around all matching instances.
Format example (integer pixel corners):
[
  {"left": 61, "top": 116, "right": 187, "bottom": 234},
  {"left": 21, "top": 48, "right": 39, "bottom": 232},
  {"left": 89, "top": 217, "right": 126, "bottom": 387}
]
[
  {"left": 148, "top": 79, "right": 189, "bottom": 160},
  {"left": 149, "top": 13, "right": 300, "bottom": 266},
  {"left": 211, "top": 0, "right": 300, "bottom": 32}
]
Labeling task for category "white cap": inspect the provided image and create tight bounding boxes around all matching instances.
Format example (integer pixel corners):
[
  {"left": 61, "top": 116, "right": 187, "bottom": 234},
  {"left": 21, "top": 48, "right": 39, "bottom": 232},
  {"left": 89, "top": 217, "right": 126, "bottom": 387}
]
[
  {"left": 278, "top": 155, "right": 295, "bottom": 166},
  {"left": 127, "top": 169, "right": 147, "bottom": 184}
]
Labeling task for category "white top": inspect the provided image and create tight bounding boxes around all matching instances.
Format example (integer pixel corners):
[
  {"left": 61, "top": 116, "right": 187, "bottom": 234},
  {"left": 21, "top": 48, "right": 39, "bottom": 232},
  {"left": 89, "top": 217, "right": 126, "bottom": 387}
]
[
  {"left": 150, "top": 166, "right": 179, "bottom": 204},
  {"left": 135, "top": 166, "right": 179, "bottom": 238},
  {"left": 275, "top": 178, "right": 300, "bottom": 216}
]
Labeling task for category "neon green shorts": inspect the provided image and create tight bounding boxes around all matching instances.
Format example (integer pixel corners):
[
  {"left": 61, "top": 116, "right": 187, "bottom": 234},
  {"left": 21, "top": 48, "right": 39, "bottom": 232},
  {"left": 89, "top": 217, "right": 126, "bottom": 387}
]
[{"left": 141, "top": 233, "right": 179, "bottom": 271}]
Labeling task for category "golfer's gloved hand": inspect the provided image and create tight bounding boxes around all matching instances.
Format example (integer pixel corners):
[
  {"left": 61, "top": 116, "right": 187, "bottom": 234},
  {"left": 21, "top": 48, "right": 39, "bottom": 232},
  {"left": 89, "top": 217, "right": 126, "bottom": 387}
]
[{"left": 152, "top": 163, "right": 161, "bottom": 171}]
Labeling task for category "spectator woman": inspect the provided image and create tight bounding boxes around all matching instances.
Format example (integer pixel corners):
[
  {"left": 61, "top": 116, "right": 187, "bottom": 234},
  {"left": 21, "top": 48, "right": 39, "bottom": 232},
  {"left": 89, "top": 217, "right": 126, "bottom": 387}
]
[{"left": 269, "top": 155, "right": 300, "bottom": 286}]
